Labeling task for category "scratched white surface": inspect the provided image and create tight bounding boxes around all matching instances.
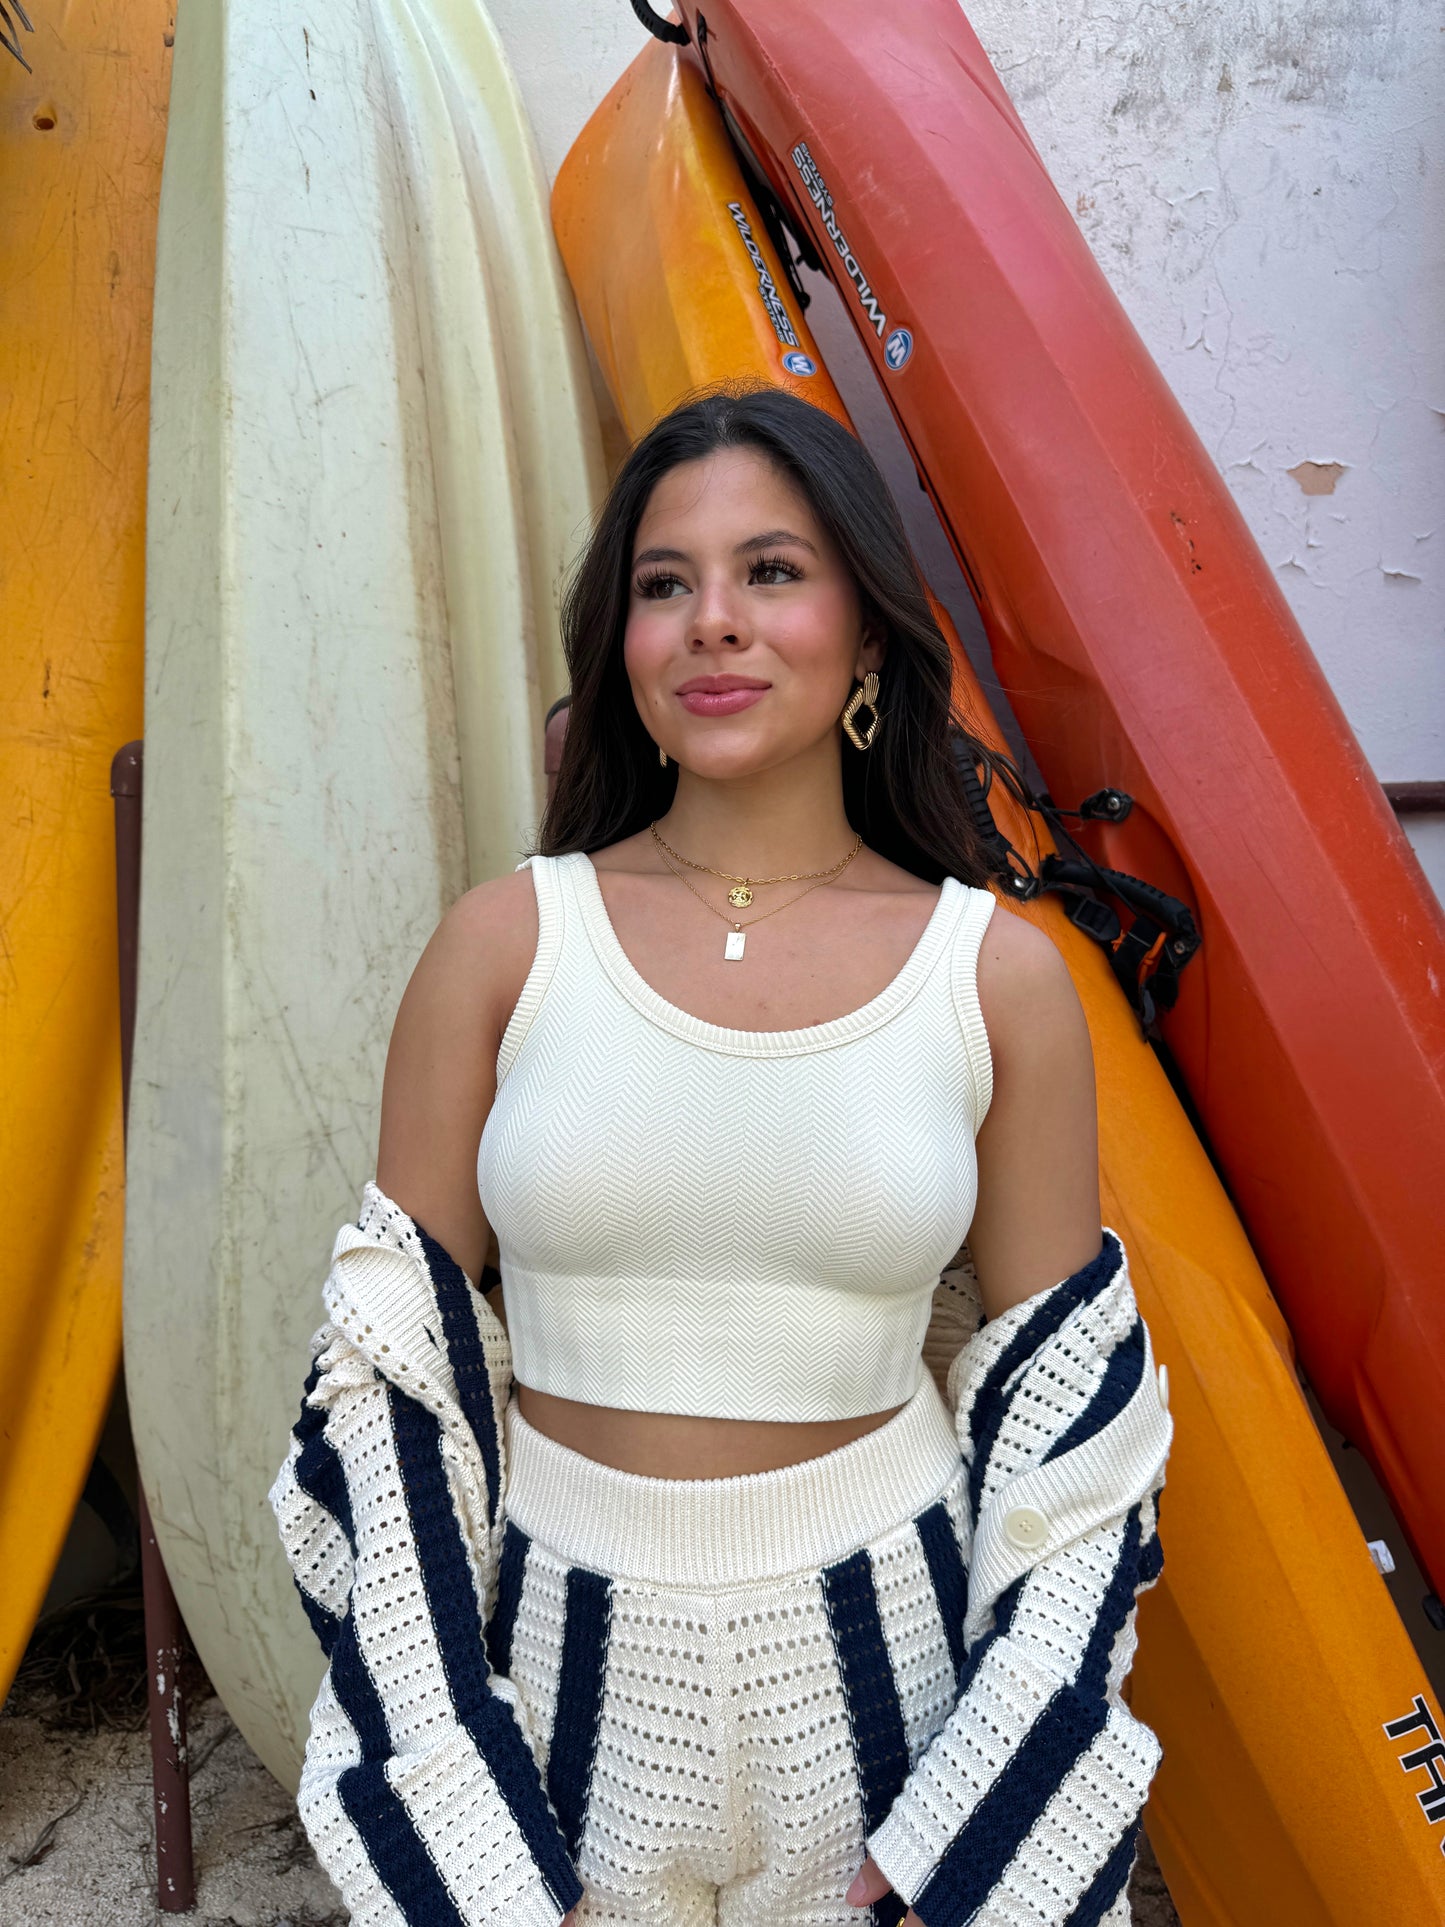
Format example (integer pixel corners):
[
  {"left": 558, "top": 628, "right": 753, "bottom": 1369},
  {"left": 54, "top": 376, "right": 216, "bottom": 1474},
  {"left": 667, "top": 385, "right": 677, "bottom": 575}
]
[
  {"left": 490, "top": 0, "right": 1445, "bottom": 904},
  {"left": 122, "top": 0, "right": 602, "bottom": 1787}
]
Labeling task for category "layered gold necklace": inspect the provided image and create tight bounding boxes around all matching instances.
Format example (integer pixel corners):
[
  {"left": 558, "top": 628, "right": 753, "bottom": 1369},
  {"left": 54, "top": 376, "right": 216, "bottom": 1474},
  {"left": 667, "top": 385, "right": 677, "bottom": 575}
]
[{"left": 648, "top": 821, "right": 863, "bottom": 960}]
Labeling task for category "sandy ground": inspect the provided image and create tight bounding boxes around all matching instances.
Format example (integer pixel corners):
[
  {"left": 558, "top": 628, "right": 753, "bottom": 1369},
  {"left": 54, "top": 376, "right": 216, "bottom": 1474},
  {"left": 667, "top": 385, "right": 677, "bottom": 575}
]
[
  {"left": 0, "top": 1588, "right": 1179, "bottom": 1926},
  {"left": 0, "top": 1700, "right": 1180, "bottom": 1926},
  {"left": 0, "top": 1696, "right": 344, "bottom": 1926}
]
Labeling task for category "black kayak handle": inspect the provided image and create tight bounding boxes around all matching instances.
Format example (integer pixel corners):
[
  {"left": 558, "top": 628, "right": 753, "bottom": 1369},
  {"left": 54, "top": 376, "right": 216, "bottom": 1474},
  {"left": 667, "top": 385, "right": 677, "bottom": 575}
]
[{"left": 630, "top": 0, "right": 690, "bottom": 44}]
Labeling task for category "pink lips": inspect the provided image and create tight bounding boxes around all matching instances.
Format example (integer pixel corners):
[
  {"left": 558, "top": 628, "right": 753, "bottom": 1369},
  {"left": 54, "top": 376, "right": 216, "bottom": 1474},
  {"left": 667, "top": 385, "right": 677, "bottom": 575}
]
[{"left": 675, "top": 675, "right": 770, "bottom": 717}]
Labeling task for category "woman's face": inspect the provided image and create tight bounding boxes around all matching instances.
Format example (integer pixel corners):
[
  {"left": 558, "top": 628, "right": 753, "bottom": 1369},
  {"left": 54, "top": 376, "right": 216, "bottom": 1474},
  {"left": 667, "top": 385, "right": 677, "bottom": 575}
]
[{"left": 623, "top": 447, "right": 881, "bottom": 780}]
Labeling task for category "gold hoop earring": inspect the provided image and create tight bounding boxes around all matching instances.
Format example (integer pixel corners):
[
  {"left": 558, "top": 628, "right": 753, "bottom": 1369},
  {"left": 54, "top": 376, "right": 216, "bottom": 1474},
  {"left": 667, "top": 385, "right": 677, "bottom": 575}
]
[
  {"left": 658, "top": 744, "right": 668, "bottom": 768},
  {"left": 841, "top": 670, "right": 881, "bottom": 751}
]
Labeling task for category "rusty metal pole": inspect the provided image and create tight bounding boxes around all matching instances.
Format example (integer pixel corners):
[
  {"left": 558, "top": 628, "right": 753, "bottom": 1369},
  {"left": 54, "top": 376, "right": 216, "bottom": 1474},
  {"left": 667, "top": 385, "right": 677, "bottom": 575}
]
[{"left": 113, "top": 739, "right": 197, "bottom": 1913}]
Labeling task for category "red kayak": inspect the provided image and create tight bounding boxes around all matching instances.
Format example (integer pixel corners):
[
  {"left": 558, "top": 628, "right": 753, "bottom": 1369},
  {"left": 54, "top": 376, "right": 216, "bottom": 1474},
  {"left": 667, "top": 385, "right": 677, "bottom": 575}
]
[{"left": 663, "top": 0, "right": 1445, "bottom": 1591}]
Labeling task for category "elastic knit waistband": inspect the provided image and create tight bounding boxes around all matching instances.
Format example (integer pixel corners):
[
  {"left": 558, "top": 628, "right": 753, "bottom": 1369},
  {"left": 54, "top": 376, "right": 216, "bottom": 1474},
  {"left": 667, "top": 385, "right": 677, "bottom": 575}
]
[{"left": 502, "top": 1369, "right": 963, "bottom": 1588}]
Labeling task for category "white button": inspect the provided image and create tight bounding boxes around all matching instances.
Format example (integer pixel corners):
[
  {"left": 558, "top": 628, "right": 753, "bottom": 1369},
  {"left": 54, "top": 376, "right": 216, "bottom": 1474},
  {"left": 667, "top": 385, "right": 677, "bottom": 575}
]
[
  {"left": 1002, "top": 1505, "right": 1049, "bottom": 1551},
  {"left": 1158, "top": 1364, "right": 1170, "bottom": 1410}
]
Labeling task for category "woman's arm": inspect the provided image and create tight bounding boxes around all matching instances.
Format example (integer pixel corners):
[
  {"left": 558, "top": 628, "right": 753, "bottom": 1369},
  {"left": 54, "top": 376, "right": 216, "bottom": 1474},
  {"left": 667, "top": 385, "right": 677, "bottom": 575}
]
[
  {"left": 375, "top": 868, "right": 538, "bottom": 1281},
  {"left": 850, "top": 907, "right": 1172, "bottom": 1927},
  {"left": 273, "top": 870, "right": 587, "bottom": 1926},
  {"left": 968, "top": 904, "right": 1103, "bottom": 1318}
]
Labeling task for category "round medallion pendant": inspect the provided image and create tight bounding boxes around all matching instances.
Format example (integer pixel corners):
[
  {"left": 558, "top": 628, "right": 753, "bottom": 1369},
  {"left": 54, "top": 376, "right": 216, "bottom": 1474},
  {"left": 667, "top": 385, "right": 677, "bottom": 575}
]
[{"left": 727, "top": 884, "right": 754, "bottom": 909}]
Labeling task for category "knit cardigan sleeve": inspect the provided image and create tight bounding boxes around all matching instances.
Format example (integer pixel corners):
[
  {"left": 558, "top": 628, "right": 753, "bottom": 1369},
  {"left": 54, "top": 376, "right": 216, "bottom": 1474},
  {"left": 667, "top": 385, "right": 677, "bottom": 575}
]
[
  {"left": 868, "top": 1230, "right": 1173, "bottom": 1927},
  {"left": 268, "top": 1184, "right": 582, "bottom": 1927}
]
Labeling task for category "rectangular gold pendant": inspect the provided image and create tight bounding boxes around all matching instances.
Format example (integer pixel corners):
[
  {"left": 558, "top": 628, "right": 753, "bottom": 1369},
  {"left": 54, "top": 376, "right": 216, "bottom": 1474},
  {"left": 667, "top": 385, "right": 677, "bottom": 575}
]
[{"left": 724, "top": 930, "right": 746, "bottom": 961}]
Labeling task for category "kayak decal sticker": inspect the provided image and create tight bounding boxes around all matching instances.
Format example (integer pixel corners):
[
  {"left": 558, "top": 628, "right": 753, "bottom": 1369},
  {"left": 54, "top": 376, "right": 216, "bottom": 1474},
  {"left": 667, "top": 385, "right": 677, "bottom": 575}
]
[
  {"left": 791, "top": 140, "right": 893, "bottom": 348},
  {"left": 884, "top": 328, "right": 913, "bottom": 372},
  {"left": 1383, "top": 1695, "right": 1445, "bottom": 1848},
  {"left": 726, "top": 202, "right": 800, "bottom": 349},
  {"left": 782, "top": 351, "right": 817, "bottom": 378}
]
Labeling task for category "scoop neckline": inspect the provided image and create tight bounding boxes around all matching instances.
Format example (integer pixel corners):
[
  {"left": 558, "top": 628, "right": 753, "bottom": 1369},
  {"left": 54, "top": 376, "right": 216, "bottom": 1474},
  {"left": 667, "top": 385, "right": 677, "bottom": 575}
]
[{"left": 566, "top": 850, "right": 965, "bottom": 1058}]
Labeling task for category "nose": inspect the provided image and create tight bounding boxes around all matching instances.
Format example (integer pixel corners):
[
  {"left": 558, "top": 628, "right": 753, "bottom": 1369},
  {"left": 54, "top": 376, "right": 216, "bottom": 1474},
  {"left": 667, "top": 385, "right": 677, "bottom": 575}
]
[{"left": 688, "top": 570, "right": 746, "bottom": 651}]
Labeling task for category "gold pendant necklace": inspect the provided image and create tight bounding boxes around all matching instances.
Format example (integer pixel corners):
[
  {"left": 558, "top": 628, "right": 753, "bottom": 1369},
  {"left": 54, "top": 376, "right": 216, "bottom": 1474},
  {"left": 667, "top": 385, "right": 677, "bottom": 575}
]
[
  {"left": 649, "top": 822, "right": 852, "bottom": 920},
  {"left": 649, "top": 824, "right": 864, "bottom": 960}
]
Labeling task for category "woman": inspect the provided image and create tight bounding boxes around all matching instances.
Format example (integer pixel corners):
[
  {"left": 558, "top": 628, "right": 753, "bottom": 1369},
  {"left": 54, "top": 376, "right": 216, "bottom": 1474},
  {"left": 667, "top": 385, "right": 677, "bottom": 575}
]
[{"left": 272, "top": 388, "right": 1171, "bottom": 1927}]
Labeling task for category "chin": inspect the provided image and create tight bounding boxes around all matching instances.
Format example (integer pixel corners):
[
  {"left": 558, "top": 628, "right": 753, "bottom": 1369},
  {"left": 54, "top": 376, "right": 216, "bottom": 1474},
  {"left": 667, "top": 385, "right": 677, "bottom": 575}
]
[{"left": 674, "top": 730, "right": 789, "bottom": 778}]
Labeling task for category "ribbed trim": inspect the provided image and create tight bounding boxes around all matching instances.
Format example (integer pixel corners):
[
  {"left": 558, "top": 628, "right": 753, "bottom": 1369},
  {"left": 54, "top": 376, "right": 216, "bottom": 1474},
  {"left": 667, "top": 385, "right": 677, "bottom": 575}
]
[
  {"left": 503, "top": 1372, "right": 962, "bottom": 1586},
  {"left": 565, "top": 851, "right": 970, "bottom": 1058},
  {"left": 950, "top": 888, "right": 997, "bottom": 1133},
  {"left": 495, "top": 855, "right": 566, "bottom": 1086}
]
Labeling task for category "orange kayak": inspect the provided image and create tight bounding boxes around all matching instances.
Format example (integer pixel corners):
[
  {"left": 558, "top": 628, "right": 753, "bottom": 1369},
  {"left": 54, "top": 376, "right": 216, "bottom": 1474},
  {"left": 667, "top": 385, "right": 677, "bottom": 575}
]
[
  {"left": 0, "top": 1, "right": 173, "bottom": 1692},
  {"left": 553, "top": 41, "right": 1445, "bottom": 1923},
  {"left": 660, "top": 0, "right": 1445, "bottom": 1599}
]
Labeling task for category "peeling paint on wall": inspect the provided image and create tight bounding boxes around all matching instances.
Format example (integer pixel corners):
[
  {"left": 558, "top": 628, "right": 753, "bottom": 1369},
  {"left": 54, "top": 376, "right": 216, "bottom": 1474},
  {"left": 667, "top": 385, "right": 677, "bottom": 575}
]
[
  {"left": 962, "top": 0, "right": 1444, "bottom": 904},
  {"left": 1289, "top": 459, "right": 1349, "bottom": 494}
]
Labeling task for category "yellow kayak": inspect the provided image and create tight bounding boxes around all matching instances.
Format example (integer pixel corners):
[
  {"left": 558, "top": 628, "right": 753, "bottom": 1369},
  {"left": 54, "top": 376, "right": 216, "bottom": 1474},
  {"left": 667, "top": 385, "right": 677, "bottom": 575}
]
[
  {"left": 0, "top": 0, "right": 173, "bottom": 1695},
  {"left": 552, "top": 40, "right": 1445, "bottom": 1923}
]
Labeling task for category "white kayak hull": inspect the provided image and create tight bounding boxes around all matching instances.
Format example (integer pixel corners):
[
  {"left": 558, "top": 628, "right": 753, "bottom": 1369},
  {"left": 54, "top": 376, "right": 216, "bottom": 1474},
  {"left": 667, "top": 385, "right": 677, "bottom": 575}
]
[{"left": 124, "top": 0, "right": 600, "bottom": 1784}]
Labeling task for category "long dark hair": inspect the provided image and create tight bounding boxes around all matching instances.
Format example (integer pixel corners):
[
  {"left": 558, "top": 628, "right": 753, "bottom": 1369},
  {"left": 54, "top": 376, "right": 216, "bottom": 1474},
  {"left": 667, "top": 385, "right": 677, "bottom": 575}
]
[{"left": 541, "top": 385, "right": 1018, "bottom": 888}]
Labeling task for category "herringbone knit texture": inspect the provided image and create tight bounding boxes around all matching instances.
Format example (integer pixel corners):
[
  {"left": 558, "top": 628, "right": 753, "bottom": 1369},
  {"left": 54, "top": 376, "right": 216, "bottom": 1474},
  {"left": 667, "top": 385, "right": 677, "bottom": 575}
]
[{"left": 478, "top": 852, "right": 997, "bottom": 1422}]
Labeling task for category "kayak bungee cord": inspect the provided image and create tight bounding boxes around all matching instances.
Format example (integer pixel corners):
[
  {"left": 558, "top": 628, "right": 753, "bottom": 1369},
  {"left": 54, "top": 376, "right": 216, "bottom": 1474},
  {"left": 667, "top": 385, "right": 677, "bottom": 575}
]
[
  {"left": 951, "top": 735, "right": 1201, "bottom": 1035},
  {"left": 629, "top": 0, "right": 688, "bottom": 46}
]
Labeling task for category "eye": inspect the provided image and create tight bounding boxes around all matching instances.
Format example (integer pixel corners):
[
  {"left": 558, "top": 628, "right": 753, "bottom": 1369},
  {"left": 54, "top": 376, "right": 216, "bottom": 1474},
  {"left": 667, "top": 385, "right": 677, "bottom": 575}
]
[
  {"left": 634, "top": 568, "right": 689, "bottom": 600},
  {"left": 750, "top": 553, "right": 804, "bottom": 586}
]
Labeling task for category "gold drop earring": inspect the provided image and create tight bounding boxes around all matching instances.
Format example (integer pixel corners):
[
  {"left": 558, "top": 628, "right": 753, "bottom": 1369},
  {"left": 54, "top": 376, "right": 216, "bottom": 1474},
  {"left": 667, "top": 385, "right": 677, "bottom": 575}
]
[
  {"left": 658, "top": 744, "right": 668, "bottom": 767},
  {"left": 841, "top": 670, "right": 881, "bottom": 751}
]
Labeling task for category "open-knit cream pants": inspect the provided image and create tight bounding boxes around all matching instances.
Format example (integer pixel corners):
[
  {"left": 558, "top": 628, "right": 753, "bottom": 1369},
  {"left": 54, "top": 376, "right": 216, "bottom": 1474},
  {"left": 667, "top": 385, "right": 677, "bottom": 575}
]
[{"left": 485, "top": 1374, "right": 969, "bottom": 1926}]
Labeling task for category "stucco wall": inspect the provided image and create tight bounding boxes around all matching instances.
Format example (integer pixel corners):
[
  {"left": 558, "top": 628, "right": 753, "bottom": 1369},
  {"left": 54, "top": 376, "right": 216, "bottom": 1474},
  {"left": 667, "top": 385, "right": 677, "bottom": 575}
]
[{"left": 489, "top": 0, "right": 1445, "bottom": 904}]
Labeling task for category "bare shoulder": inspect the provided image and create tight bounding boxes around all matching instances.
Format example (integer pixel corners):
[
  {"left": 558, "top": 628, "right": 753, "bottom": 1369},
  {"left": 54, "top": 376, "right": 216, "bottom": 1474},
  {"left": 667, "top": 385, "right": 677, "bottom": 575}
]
[
  {"left": 975, "top": 900, "right": 1091, "bottom": 1069},
  {"left": 968, "top": 901, "right": 1101, "bottom": 1316},
  {"left": 386, "top": 869, "right": 537, "bottom": 1044},
  {"left": 374, "top": 867, "right": 539, "bottom": 1279},
  {"left": 436, "top": 866, "right": 539, "bottom": 978}
]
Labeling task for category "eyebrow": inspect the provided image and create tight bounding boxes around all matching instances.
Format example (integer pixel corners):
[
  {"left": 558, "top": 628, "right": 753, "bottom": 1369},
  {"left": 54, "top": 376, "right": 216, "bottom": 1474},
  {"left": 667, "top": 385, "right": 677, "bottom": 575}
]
[
  {"left": 631, "top": 529, "right": 819, "bottom": 569},
  {"left": 736, "top": 527, "right": 818, "bottom": 555}
]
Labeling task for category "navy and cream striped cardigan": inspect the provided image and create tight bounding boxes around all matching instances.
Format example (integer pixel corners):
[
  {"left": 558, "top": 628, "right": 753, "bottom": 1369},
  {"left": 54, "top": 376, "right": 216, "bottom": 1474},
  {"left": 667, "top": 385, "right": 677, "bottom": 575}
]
[{"left": 270, "top": 1182, "right": 1172, "bottom": 1927}]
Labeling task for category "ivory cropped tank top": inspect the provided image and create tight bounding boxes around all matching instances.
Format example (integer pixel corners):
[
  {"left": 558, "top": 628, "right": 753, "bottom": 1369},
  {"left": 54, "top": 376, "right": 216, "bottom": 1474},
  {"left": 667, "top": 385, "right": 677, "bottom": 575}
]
[{"left": 477, "top": 852, "right": 997, "bottom": 1423}]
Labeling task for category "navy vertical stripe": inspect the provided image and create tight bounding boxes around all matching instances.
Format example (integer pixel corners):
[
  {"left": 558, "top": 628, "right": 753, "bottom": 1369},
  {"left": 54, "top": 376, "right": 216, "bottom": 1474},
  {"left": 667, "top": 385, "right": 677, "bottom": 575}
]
[
  {"left": 296, "top": 1395, "right": 392, "bottom": 1764},
  {"left": 387, "top": 1390, "right": 494, "bottom": 1722},
  {"left": 915, "top": 1503, "right": 969, "bottom": 1688},
  {"left": 953, "top": 1572, "right": 1025, "bottom": 1704},
  {"left": 821, "top": 1551, "right": 911, "bottom": 1837},
  {"left": 821, "top": 1549, "right": 913, "bottom": 1927},
  {"left": 485, "top": 1521, "right": 530, "bottom": 1679},
  {"left": 294, "top": 1431, "right": 356, "bottom": 1556},
  {"left": 286, "top": 1368, "right": 352, "bottom": 1656},
  {"left": 1074, "top": 1508, "right": 1145, "bottom": 1704},
  {"left": 327, "top": 1616, "right": 393, "bottom": 1766},
  {"left": 1138, "top": 1522, "right": 1164, "bottom": 1589},
  {"left": 1066, "top": 1816, "right": 1141, "bottom": 1926},
  {"left": 546, "top": 1566, "right": 613, "bottom": 1859},
  {"left": 336, "top": 1764, "right": 465, "bottom": 1925},
  {"left": 912, "top": 1689, "right": 1110, "bottom": 1927},
  {"left": 415, "top": 1224, "right": 502, "bottom": 1522},
  {"left": 967, "top": 1236, "right": 1120, "bottom": 1516},
  {"left": 387, "top": 1388, "right": 580, "bottom": 1912},
  {"left": 295, "top": 1359, "right": 323, "bottom": 1417},
  {"left": 290, "top": 1360, "right": 358, "bottom": 1554},
  {"left": 1044, "top": 1320, "right": 1147, "bottom": 1466},
  {"left": 293, "top": 1580, "right": 343, "bottom": 1657}
]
